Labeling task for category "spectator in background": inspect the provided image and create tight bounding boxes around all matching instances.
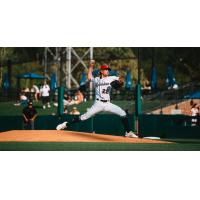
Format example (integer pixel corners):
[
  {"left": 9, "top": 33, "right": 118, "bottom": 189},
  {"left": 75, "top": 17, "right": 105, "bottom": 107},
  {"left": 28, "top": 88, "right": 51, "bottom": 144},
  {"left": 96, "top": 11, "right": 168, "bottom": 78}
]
[
  {"left": 22, "top": 101, "right": 37, "bottom": 130},
  {"left": 30, "top": 84, "right": 40, "bottom": 102},
  {"left": 191, "top": 103, "right": 199, "bottom": 126},
  {"left": 24, "top": 87, "right": 30, "bottom": 93},
  {"left": 62, "top": 91, "right": 84, "bottom": 113},
  {"left": 73, "top": 90, "right": 84, "bottom": 105},
  {"left": 63, "top": 93, "right": 73, "bottom": 114},
  {"left": 197, "top": 107, "right": 200, "bottom": 126},
  {"left": 65, "top": 90, "right": 84, "bottom": 107},
  {"left": 20, "top": 92, "right": 28, "bottom": 106},
  {"left": 14, "top": 92, "right": 28, "bottom": 106},
  {"left": 69, "top": 107, "right": 80, "bottom": 115},
  {"left": 142, "top": 80, "right": 151, "bottom": 91},
  {"left": 40, "top": 80, "right": 51, "bottom": 109}
]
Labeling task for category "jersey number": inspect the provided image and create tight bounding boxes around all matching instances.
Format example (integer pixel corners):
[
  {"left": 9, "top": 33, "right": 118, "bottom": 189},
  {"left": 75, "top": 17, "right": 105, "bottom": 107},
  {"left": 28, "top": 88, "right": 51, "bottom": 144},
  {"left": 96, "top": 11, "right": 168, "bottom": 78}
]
[{"left": 102, "top": 87, "right": 110, "bottom": 94}]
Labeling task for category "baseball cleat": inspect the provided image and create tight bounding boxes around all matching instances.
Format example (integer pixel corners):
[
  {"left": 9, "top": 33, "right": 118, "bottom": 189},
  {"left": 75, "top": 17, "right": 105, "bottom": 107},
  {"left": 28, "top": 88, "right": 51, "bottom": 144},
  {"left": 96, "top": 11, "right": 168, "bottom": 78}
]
[
  {"left": 56, "top": 122, "right": 68, "bottom": 130},
  {"left": 125, "top": 131, "right": 138, "bottom": 138}
]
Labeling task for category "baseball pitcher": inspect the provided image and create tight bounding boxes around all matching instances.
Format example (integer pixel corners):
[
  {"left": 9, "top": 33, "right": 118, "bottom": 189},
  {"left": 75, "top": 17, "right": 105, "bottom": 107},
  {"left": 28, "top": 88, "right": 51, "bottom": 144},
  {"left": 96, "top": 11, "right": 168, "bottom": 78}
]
[{"left": 56, "top": 60, "right": 138, "bottom": 138}]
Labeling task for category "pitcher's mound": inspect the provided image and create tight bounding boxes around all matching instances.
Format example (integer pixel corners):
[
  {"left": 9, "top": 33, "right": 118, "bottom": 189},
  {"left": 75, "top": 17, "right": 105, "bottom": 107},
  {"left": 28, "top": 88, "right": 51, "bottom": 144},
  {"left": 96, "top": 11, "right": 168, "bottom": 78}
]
[{"left": 0, "top": 130, "right": 172, "bottom": 143}]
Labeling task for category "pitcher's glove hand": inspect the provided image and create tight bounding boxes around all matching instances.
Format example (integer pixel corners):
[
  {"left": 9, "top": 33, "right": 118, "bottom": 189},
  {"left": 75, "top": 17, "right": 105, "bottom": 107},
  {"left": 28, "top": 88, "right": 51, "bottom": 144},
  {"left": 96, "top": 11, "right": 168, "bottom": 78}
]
[{"left": 110, "top": 80, "right": 123, "bottom": 90}]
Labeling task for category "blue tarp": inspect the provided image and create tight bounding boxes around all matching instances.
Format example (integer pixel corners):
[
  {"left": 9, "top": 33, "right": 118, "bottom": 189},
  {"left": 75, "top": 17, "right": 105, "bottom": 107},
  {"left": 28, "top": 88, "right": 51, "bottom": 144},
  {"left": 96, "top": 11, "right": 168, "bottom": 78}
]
[
  {"left": 80, "top": 72, "right": 87, "bottom": 86},
  {"left": 16, "top": 73, "right": 47, "bottom": 79},
  {"left": 150, "top": 66, "right": 157, "bottom": 90},
  {"left": 50, "top": 73, "right": 57, "bottom": 91},
  {"left": 166, "top": 66, "right": 176, "bottom": 88},
  {"left": 125, "top": 70, "right": 132, "bottom": 90},
  {"left": 2, "top": 73, "right": 9, "bottom": 90}
]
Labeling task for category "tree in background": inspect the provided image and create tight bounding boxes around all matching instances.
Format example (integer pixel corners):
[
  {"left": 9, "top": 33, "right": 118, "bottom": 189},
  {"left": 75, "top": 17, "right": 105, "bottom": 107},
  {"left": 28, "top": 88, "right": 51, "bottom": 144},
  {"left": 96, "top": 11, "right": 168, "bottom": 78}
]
[{"left": 1, "top": 47, "right": 200, "bottom": 89}]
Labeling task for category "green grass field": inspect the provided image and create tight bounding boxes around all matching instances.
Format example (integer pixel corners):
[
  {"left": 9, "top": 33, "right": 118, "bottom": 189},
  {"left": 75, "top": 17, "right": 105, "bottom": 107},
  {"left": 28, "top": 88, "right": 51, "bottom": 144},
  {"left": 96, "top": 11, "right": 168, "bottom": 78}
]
[
  {"left": 0, "top": 141, "right": 200, "bottom": 151},
  {"left": 0, "top": 100, "right": 136, "bottom": 116},
  {"left": 0, "top": 99, "right": 163, "bottom": 116}
]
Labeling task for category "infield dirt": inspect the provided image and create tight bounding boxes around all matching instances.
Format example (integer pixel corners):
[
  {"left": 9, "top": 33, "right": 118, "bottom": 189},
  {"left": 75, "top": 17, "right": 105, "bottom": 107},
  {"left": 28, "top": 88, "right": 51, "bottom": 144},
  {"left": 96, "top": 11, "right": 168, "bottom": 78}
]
[{"left": 0, "top": 130, "right": 172, "bottom": 143}]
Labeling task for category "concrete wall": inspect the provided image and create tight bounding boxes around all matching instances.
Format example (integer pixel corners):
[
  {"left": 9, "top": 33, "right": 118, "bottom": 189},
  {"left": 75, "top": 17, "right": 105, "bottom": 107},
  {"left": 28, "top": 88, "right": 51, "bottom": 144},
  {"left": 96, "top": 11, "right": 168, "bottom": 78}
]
[{"left": 152, "top": 99, "right": 200, "bottom": 115}]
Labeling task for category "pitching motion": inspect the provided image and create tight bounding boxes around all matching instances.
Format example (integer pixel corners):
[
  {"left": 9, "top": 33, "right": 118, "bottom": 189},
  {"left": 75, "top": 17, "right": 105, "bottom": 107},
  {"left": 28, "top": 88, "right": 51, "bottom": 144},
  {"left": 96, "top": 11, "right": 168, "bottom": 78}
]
[{"left": 56, "top": 60, "right": 138, "bottom": 138}]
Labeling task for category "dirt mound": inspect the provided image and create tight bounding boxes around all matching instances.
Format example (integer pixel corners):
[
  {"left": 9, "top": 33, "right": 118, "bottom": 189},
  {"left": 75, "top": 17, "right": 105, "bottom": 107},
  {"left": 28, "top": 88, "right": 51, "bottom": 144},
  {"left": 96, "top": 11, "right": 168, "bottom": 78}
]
[{"left": 0, "top": 130, "right": 172, "bottom": 144}]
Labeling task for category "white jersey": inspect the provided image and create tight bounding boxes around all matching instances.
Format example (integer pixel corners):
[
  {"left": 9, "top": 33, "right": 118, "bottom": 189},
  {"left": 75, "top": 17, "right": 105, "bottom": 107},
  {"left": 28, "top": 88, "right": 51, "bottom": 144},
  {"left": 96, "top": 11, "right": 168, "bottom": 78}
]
[
  {"left": 40, "top": 84, "right": 50, "bottom": 97},
  {"left": 92, "top": 76, "right": 119, "bottom": 101}
]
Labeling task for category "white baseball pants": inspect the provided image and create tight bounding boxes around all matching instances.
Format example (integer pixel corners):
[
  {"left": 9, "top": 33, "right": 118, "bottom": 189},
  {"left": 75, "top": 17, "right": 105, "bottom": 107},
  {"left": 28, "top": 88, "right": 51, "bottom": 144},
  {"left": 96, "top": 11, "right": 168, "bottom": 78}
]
[{"left": 80, "top": 100, "right": 126, "bottom": 121}]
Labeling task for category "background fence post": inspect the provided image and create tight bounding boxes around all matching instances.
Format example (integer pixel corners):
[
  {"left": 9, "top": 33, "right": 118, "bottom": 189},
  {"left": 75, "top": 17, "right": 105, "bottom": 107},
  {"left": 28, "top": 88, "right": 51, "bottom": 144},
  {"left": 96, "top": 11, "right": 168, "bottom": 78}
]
[{"left": 58, "top": 86, "right": 64, "bottom": 116}]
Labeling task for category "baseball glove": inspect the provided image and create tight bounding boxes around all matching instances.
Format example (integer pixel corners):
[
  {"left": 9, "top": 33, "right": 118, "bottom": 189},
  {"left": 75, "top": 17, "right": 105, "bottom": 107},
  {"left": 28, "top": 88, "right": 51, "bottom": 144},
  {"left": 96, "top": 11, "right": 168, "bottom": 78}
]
[{"left": 110, "top": 80, "right": 123, "bottom": 90}]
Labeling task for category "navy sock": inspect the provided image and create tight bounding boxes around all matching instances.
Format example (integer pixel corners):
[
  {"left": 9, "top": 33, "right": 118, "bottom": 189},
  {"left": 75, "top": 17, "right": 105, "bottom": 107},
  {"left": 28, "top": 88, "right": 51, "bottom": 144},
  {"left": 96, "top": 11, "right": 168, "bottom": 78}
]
[
  {"left": 121, "top": 116, "right": 131, "bottom": 133},
  {"left": 68, "top": 116, "right": 81, "bottom": 125}
]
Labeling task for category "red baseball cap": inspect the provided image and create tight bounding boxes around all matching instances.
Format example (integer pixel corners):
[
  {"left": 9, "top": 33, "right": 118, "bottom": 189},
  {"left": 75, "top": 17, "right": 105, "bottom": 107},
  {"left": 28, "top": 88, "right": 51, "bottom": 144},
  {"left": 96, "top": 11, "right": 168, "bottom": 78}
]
[{"left": 100, "top": 65, "right": 111, "bottom": 71}]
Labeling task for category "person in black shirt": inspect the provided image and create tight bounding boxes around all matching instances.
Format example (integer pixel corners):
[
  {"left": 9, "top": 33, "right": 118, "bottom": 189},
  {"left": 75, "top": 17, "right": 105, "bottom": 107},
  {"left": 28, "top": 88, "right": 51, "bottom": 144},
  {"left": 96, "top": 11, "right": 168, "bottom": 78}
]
[{"left": 22, "top": 101, "right": 37, "bottom": 130}]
